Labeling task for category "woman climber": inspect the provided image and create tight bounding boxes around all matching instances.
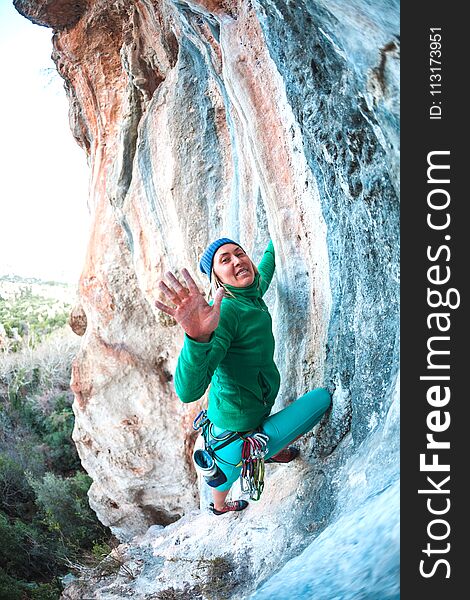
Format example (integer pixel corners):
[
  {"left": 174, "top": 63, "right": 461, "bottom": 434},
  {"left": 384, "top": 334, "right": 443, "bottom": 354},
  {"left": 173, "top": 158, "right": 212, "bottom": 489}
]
[{"left": 155, "top": 238, "right": 331, "bottom": 515}]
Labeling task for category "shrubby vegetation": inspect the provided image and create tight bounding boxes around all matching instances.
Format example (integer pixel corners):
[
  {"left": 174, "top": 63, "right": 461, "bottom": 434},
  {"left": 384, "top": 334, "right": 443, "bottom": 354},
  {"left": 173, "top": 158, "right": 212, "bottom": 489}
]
[
  {"left": 0, "top": 280, "right": 113, "bottom": 599},
  {"left": 0, "top": 281, "right": 72, "bottom": 353}
]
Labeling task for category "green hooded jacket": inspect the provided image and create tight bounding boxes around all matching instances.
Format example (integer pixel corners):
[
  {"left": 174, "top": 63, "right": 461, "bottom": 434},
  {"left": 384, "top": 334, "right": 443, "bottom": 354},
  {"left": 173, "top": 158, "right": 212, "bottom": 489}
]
[{"left": 174, "top": 240, "right": 280, "bottom": 431}]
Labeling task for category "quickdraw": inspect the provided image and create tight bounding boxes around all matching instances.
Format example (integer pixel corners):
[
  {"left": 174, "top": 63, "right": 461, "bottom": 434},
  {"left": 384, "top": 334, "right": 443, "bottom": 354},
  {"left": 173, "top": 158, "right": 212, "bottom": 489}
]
[{"left": 240, "top": 432, "right": 269, "bottom": 501}]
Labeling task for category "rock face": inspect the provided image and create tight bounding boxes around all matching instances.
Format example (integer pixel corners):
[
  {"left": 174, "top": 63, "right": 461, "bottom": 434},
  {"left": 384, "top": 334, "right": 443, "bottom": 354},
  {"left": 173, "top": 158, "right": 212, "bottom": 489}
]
[{"left": 16, "top": 0, "right": 399, "bottom": 597}]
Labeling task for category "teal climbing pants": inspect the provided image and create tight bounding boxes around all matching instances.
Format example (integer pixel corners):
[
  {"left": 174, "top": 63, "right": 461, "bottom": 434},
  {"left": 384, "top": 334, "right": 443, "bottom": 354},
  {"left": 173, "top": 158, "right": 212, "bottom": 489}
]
[{"left": 207, "top": 387, "right": 331, "bottom": 492}]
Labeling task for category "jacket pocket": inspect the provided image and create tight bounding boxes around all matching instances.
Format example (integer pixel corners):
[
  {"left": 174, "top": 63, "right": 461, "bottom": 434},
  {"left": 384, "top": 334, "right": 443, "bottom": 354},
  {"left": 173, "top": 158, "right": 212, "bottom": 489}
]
[{"left": 258, "top": 371, "right": 271, "bottom": 404}]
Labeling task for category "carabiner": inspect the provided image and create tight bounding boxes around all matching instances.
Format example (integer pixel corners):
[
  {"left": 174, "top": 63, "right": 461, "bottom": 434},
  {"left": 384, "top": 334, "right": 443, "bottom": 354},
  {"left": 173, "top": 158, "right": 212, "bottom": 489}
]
[{"left": 193, "top": 410, "right": 208, "bottom": 431}]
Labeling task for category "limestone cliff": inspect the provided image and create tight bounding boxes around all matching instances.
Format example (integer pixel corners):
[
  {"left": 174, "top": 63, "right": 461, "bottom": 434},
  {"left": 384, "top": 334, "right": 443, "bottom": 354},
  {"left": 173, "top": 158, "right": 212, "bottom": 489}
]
[{"left": 15, "top": 0, "right": 399, "bottom": 597}]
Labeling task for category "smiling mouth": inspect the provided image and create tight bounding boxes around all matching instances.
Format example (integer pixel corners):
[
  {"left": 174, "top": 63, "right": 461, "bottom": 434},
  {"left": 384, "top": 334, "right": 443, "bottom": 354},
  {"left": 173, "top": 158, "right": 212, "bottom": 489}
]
[{"left": 236, "top": 268, "right": 250, "bottom": 276}]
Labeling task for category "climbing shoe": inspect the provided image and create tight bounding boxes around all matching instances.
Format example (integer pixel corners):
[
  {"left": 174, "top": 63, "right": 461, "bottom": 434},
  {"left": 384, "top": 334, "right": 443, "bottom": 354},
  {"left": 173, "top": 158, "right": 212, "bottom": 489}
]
[
  {"left": 266, "top": 446, "right": 300, "bottom": 464},
  {"left": 209, "top": 500, "right": 249, "bottom": 515}
]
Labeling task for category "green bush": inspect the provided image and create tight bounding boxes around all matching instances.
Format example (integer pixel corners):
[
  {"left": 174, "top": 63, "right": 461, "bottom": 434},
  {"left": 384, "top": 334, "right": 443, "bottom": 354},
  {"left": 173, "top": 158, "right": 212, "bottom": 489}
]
[
  {"left": 41, "top": 395, "right": 80, "bottom": 474},
  {"left": 5, "top": 391, "right": 80, "bottom": 475},
  {"left": 27, "top": 471, "right": 108, "bottom": 552},
  {"left": 29, "top": 580, "right": 62, "bottom": 600},
  {"left": 1, "top": 352, "right": 80, "bottom": 474},
  {"left": 0, "top": 455, "right": 35, "bottom": 518},
  {"left": 0, "top": 567, "right": 62, "bottom": 600},
  {"left": 0, "top": 510, "right": 60, "bottom": 581},
  {"left": 0, "top": 567, "right": 26, "bottom": 600}
]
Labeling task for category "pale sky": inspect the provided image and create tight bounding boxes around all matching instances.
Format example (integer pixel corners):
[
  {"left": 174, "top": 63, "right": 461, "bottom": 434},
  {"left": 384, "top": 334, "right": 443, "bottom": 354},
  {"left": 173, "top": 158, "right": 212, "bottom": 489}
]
[{"left": 0, "top": 1, "right": 90, "bottom": 284}]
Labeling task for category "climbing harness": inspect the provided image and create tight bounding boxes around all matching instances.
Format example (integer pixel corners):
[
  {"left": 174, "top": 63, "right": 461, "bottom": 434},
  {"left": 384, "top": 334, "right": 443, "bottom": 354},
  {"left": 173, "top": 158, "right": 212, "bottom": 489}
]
[{"left": 192, "top": 410, "right": 270, "bottom": 500}]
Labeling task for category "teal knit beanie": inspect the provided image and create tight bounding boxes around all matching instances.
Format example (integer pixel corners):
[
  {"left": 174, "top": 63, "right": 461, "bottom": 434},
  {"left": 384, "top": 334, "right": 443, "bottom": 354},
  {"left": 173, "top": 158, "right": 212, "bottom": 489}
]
[{"left": 199, "top": 238, "right": 241, "bottom": 281}]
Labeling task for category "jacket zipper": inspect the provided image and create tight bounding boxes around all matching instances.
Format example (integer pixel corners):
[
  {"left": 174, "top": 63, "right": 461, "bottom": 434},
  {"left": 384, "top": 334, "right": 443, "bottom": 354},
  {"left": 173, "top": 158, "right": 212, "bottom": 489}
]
[{"left": 258, "top": 371, "right": 271, "bottom": 405}]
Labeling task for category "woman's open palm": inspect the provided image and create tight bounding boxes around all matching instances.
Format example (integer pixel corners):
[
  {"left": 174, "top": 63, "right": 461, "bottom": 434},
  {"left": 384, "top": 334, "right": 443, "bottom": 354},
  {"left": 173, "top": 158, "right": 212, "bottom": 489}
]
[{"left": 155, "top": 269, "right": 224, "bottom": 342}]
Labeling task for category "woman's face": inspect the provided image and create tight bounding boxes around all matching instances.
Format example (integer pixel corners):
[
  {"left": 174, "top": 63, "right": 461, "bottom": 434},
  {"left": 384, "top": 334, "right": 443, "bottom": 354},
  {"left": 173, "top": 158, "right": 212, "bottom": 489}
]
[{"left": 213, "top": 243, "right": 255, "bottom": 287}]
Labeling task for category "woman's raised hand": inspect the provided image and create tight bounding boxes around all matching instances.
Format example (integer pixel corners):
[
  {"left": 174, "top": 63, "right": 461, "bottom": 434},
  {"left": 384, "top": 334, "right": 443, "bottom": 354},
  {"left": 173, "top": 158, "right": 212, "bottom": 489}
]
[{"left": 155, "top": 269, "right": 225, "bottom": 343}]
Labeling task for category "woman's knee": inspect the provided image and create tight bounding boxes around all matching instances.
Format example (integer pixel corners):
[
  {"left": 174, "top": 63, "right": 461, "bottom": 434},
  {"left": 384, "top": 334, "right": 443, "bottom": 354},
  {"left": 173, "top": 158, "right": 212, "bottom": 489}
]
[
  {"left": 315, "top": 387, "right": 332, "bottom": 413},
  {"left": 299, "top": 386, "right": 331, "bottom": 417}
]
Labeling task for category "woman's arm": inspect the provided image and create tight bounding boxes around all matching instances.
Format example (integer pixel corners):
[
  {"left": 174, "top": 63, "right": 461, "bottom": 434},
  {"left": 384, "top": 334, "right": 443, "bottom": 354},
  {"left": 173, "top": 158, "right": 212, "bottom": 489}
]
[
  {"left": 174, "top": 301, "right": 238, "bottom": 403},
  {"left": 154, "top": 268, "right": 229, "bottom": 402},
  {"left": 257, "top": 239, "right": 275, "bottom": 296}
]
